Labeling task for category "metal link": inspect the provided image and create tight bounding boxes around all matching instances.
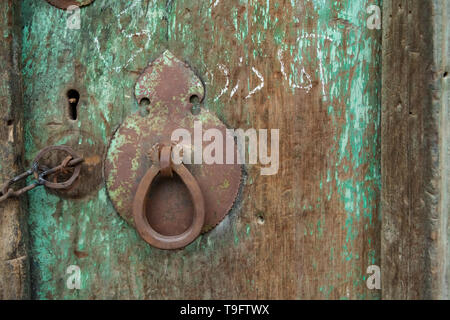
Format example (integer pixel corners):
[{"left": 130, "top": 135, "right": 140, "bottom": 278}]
[{"left": 0, "top": 146, "right": 84, "bottom": 203}]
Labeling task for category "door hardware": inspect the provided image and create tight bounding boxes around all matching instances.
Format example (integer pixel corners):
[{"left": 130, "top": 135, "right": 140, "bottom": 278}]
[
  {"left": 45, "top": 0, "right": 95, "bottom": 10},
  {"left": 0, "top": 145, "right": 84, "bottom": 203},
  {"left": 105, "top": 51, "right": 242, "bottom": 250},
  {"left": 133, "top": 144, "right": 205, "bottom": 250}
]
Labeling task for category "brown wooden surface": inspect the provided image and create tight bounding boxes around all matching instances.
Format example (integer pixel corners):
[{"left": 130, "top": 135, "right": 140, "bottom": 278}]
[
  {"left": 15, "top": 0, "right": 383, "bottom": 300},
  {"left": 166, "top": 0, "right": 382, "bottom": 300},
  {"left": 0, "top": 0, "right": 444, "bottom": 300},
  {"left": 381, "top": 0, "right": 449, "bottom": 300},
  {"left": 0, "top": 0, "right": 30, "bottom": 300}
]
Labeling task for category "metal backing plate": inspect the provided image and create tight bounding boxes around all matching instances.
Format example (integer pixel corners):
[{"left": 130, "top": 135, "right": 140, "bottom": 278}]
[
  {"left": 46, "top": 0, "right": 95, "bottom": 10},
  {"left": 105, "top": 51, "right": 241, "bottom": 235}
]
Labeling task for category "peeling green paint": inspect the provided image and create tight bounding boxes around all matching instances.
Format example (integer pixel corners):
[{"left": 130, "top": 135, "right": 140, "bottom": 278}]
[{"left": 21, "top": 0, "right": 381, "bottom": 300}]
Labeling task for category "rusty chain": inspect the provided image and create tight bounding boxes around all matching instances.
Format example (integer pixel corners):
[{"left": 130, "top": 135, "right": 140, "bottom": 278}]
[{"left": 0, "top": 146, "right": 84, "bottom": 203}]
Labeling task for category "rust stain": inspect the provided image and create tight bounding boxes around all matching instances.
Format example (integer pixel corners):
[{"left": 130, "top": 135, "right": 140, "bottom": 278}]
[
  {"left": 74, "top": 250, "right": 89, "bottom": 258},
  {"left": 83, "top": 155, "right": 101, "bottom": 166}
]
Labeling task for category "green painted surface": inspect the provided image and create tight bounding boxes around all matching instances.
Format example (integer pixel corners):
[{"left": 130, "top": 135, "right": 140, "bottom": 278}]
[{"left": 21, "top": 0, "right": 381, "bottom": 299}]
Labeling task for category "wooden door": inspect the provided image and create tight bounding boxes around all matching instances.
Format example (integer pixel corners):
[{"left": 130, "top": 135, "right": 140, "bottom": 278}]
[{"left": 15, "top": 0, "right": 382, "bottom": 299}]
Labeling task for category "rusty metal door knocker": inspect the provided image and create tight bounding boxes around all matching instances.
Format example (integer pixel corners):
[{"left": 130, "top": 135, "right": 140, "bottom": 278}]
[
  {"left": 105, "top": 51, "right": 241, "bottom": 250},
  {"left": 133, "top": 144, "right": 205, "bottom": 250}
]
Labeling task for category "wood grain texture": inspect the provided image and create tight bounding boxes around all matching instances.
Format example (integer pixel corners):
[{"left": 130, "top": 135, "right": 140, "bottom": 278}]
[
  {"left": 428, "top": 0, "right": 450, "bottom": 300},
  {"left": 0, "top": 0, "right": 30, "bottom": 300},
  {"left": 381, "top": 0, "right": 450, "bottom": 300},
  {"left": 21, "top": 0, "right": 381, "bottom": 299},
  {"left": 439, "top": 0, "right": 450, "bottom": 300}
]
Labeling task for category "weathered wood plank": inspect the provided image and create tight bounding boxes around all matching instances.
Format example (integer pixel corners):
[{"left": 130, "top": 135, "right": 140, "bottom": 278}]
[
  {"left": 0, "top": 0, "right": 30, "bottom": 300},
  {"left": 440, "top": 0, "right": 450, "bottom": 299},
  {"left": 381, "top": 0, "right": 450, "bottom": 300},
  {"left": 21, "top": 0, "right": 168, "bottom": 299},
  {"left": 21, "top": 0, "right": 381, "bottom": 299},
  {"left": 167, "top": 0, "right": 382, "bottom": 300}
]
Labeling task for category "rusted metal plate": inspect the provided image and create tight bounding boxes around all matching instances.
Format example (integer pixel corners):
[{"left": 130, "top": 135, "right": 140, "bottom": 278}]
[
  {"left": 45, "top": 0, "right": 94, "bottom": 10},
  {"left": 105, "top": 51, "right": 241, "bottom": 237}
]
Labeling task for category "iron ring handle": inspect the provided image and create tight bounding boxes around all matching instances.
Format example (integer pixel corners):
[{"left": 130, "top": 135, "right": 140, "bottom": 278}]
[
  {"left": 132, "top": 162, "right": 205, "bottom": 250},
  {"left": 32, "top": 145, "right": 82, "bottom": 190}
]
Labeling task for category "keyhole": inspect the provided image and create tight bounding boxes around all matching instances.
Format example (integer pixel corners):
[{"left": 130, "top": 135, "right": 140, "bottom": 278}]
[{"left": 67, "top": 89, "right": 80, "bottom": 121}]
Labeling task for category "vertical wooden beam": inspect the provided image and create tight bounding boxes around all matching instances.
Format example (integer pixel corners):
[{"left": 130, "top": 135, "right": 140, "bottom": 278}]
[
  {"left": 382, "top": 0, "right": 449, "bottom": 299},
  {"left": 432, "top": 0, "right": 450, "bottom": 300},
  {"left": 0, "top": 0, "right": 29, "bottom": 299}
]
